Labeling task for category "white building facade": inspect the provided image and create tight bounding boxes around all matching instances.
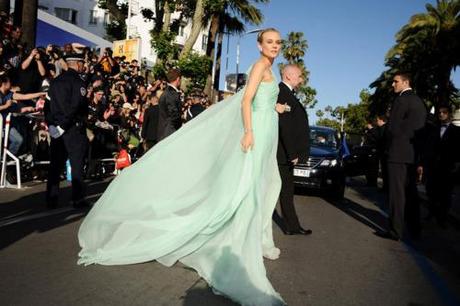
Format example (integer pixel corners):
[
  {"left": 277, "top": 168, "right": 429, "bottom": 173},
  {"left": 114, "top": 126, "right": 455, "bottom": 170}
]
[
  {"left": 127, "top": 0, "right": 209, "bottom": 67},
  {"left": 38, "top": 0, "right": 108, "bottom": 38},
  {"left": 37, "top": 0, "right": 209, "bottom": 66}
]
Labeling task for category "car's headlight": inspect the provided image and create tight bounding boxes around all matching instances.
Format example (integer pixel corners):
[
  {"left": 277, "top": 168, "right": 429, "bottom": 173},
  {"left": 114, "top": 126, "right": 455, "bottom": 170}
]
[{"left": 320, "top": 159, "right": 338, "bottom": 167}]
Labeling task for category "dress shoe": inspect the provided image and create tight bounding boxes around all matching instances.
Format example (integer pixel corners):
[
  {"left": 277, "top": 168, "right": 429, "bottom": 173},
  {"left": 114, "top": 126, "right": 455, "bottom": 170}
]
[
  {"left": 284, "top": 227, "right": 312, "bottom": 236},
  {"left": 374, "top": 230, "right": 399, "bottom": 241}
]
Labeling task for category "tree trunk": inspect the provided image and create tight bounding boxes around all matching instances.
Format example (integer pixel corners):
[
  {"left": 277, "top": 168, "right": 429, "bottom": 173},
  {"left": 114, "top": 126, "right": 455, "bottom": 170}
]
[
  {"left": 13, "top": 0, "right": 22, "bottom": 26},
  {"left": 204, "top": 14, "right": 219, "bottom": 99},
  {"left": 179, "top": 0, "right": 204, "bottom": 58},
  {"left": 0, "top": 0, "right": 10, "bottom": 14},
  {"left": 161, "top": 1, "right": 171, "bottom": 33},
  {"left": 436, "top": 64, "right": 452, "bottom": 107},
  {"left": 105, "top": 0, "right": 126, "bottom": 21},
  {"left": 213, "top": 30, "right": 224, "bottom": 94},
  {"left": 21, "top": 0, "right": 37, "bottom": 49}
]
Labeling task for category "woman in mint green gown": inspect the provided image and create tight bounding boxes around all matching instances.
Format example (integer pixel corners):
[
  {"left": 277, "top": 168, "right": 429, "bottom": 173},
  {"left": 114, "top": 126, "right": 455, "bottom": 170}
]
[{"left": 78, "top": 28, "right": 287, "bottom": 306}]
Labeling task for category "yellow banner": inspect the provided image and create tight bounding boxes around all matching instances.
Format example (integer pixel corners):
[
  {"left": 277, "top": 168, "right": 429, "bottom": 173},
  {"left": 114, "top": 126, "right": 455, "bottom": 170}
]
[{"left": 112, "top": 38, "right": 141, "bottom": 62}]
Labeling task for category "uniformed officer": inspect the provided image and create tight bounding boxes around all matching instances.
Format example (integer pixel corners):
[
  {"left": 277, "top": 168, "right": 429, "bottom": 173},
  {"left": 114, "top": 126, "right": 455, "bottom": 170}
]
[{"left": 45, "top": 53, "right": 89, "bottom": 208}]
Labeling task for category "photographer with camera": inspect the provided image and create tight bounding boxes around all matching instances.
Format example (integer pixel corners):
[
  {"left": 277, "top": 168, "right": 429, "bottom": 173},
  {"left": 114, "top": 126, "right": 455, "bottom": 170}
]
[
  {"left": 17, "top": 48, "right": 46, "bottom": 94},
  {"left": 97, "top": 47, "right": 117, "bottom": 76},
  {"left": 46, "top": 44, "right": 67, "bottom": 75}
]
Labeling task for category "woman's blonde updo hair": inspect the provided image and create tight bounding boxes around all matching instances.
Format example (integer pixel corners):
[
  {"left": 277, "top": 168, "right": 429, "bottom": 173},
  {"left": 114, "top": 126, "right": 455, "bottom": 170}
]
[{"left": 256, "top": 28, "right": 280, "bottom": 43}]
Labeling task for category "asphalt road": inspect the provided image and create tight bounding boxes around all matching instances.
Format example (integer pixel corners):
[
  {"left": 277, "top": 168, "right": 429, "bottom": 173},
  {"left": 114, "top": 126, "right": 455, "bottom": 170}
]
[{"left": 0, "top": 178, "right": 459, "bottom": 306}]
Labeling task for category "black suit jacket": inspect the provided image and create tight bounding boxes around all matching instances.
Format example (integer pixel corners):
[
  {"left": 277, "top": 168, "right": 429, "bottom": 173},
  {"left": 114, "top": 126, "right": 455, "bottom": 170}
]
[
  {"left": 277, "top": 82, "right": 310, "bottom": 165},
  {"left": 141, "top": 104, "right": 159, "bottom": 142},
  {"left": 386, "top": 90, "right": 427, "bottom": 164},
  {"left": 157, "top": 86, "right": 182, "bottom": 140},
  {"left": 420, "top": 123, "right": 460, "bottom": 170}
]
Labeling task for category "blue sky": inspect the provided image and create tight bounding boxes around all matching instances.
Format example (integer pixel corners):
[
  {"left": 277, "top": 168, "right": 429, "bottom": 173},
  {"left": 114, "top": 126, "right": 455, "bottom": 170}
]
[{"left": 219, "top": 0, "right": 460, "bottom": 123}]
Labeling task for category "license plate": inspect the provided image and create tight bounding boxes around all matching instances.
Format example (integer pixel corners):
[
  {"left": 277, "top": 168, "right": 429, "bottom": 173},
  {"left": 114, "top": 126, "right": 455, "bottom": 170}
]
[{"left": 293, "top": 168, "right": 310, "bottom": 177}]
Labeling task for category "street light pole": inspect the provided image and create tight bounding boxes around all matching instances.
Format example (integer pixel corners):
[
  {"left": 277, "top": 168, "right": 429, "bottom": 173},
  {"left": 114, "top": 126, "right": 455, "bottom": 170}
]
[
  {"left": 235, "top": 28, "right": 262, "bottom": 91},
  {"left": 126, "top": 0, "right": 132, "bottom": 39}
]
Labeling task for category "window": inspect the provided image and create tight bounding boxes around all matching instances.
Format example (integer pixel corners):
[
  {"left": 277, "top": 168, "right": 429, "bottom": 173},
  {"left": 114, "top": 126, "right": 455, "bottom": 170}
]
[
  {"left": 55, "top": 8, "right": 78, "bottom": 25},
  {"left": 103, "top": 12, "right": 110, "bottom": 26},
  {"left": 89, "top": 10, "right": 97, "bottom": 25},
  {"left": 202, "top": 34, "right": 208, "bottom": 51},
  {"left": 179, "top": 24, "right": 185, "bottom": 37}
]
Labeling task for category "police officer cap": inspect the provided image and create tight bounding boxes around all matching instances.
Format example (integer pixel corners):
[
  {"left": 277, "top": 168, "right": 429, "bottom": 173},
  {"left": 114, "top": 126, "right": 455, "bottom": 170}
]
[{"left": 64, "top": 53, "right": 85, "bottom": 62}]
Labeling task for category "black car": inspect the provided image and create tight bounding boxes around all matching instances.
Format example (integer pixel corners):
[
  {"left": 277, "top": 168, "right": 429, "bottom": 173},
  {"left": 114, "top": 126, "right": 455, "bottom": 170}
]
[
  {"left": 342, "top": 132, "right": 379, "bottom": 186},
  {"left": 293, "top": 126, "right": 346, "bottom": 199}
]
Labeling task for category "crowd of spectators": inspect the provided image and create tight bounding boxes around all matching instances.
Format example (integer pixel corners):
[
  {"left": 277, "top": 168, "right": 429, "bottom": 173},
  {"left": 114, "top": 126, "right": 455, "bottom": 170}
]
[{"left": 0, "top": 12, "right": 212, "bottom": 183}]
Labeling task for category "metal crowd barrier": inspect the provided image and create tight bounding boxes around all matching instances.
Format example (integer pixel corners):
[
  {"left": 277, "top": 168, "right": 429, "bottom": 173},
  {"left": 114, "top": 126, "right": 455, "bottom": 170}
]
[
  {"left": 0, "top": 113, "right": 21, "bottom": 189},
  {"left": 0, "top": 111, "right": 121, "bottom": 188}
]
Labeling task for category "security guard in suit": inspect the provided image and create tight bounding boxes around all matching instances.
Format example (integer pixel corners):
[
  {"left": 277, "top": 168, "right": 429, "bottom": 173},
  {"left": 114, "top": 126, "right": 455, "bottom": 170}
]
[
  {"left": 276, "top": 64, "right": 312, "bottom": 236},
  {"left": 381, "top": 72, "right": 427, "bottom": 240},
  {"left": 45, "top": 53, "right": 89, "bottom": 208},
  {"left": 157, "top": 68, "right": 182, "bottom": 141}
]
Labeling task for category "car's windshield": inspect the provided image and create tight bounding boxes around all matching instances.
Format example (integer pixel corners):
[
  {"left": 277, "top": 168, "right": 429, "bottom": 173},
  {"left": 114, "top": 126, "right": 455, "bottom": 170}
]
[{"left": 310, "top": 127, "right": 338, "bottom": 148}]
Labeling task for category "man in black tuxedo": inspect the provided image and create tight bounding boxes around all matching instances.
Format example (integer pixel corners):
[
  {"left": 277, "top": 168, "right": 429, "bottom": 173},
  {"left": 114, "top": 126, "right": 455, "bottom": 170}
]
[
  {"left": 276, "top": 64, "right": 312, "bottom": 236},
  {"left": 380, "top": 72, "right": 427, "bottom": 240},
  {"left": 45, "top": 53, "right": 89, "bottom": 209},
  {"left": 418, "top": 105, "right": 460, "bottom": 227},
  {"left": 157, "top": 68, "right": 182, "bottom": 141},
  {"left": 141, "top": 94, "right": 160, "bottom": 152}
]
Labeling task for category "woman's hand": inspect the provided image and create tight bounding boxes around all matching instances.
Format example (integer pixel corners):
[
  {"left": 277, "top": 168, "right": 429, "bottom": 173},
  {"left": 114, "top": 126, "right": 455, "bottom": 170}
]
[
  {"left": 275, "top": 103, "right": 286, "bottom": 114},
  {"left": 240, "top": 131, "right": 254, "bottom": 153}
]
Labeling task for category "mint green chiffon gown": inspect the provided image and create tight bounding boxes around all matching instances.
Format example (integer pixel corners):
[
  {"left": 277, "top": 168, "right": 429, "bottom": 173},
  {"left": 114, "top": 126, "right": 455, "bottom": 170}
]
[{"left": 78, "top": 69, "right": 285, "bottom": 306}]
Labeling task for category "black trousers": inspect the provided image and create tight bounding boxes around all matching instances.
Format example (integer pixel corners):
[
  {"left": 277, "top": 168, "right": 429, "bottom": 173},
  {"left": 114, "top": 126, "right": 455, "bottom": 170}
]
[
  {"left": 46, "top": 126, "right": 88, "bottom": 204},
  {"left": 425, "top": 167, "right": 454, "bottom": 223},
  {"left": 278, "top": 164, "right": 301, "bottom": 231},
  {"left": 387, "top": 162, "right": 420, "bottom": 237},
  {"left": 379, "top": 155, "right": 388, "bottom": 192}
]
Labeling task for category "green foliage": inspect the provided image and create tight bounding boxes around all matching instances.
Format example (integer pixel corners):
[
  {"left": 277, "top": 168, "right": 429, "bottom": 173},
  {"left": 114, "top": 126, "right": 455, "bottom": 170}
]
[
  {"left": 370, "top": 0, "right": 460, "bottom": 113},
  {"left": 151, "top": 31, "right": 180, "bottom": 63},
  {"left": 316, "top": 89, "right": 371, "bottom": 134},
  {"left": 152, "top": 63, "right": 167, "bottom": 80},
  {"left": 105, "top": 20, "right": 126, "bottom": 41},
  {"left": 279, "top": 31, "right": 316, "bottom": 109},
  {"left": 316, "top": 118, "right": 341, "bottom": 131},
  {"left": 281, "top": 32, "right": 308, "bottom": 64},
  {"left": 178, "top": 52, "right": 212, "bottom": 90},
  {"left": 297, "top": 85, "right": 318, "bottom": 109},
  {"left": 98, "top": 0, "right": 128, "bottom": 41}
]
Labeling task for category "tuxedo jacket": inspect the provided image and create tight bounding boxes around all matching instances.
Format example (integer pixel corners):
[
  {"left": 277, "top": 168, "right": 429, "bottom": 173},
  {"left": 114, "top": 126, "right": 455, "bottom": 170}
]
[
  {"left": 276, "top": 82, "right": 310, "bottom": 165},
  {"left": 420, "top": 123, "right": 460, "bottom": 171},
  {"left": 157, "top": 86, "right": 182, "bottom": 140},
  {"left": 141, "top": 104, "right": 159, "bottom": 142},
  {"left": 386, "top": 90, "right": 427, "bottom": 164}
]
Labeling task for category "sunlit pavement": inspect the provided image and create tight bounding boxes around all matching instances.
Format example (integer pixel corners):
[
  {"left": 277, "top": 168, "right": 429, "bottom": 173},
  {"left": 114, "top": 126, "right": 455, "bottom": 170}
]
[{"left": 1, "top": 177, "right": 459, "bottom": 306}]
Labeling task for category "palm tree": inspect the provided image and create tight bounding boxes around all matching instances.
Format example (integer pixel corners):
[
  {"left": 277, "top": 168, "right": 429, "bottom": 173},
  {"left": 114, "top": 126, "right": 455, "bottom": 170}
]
[
  {"left": 282, "top": 32, "right": 308, "bottom": 64},
  {"left": 279, "top": 31, "right": 317, "bottom": 108},
  {"left": 179, "top": 0, "right": 205, "bottom": 57},
  {"left": 202, "top": 0, "right": 268, "bottom": 99},
  {"left": 21, "top": 0, "right": 38, "bottom": 49},
  {"left": 378, "top": 0, "right": 460, "bottom": 108}
]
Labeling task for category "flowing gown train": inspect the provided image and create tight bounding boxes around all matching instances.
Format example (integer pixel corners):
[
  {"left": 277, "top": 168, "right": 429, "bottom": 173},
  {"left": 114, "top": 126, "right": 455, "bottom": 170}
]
[{"left": 78, "top": 72, "right": 285, "bottom": 306}]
